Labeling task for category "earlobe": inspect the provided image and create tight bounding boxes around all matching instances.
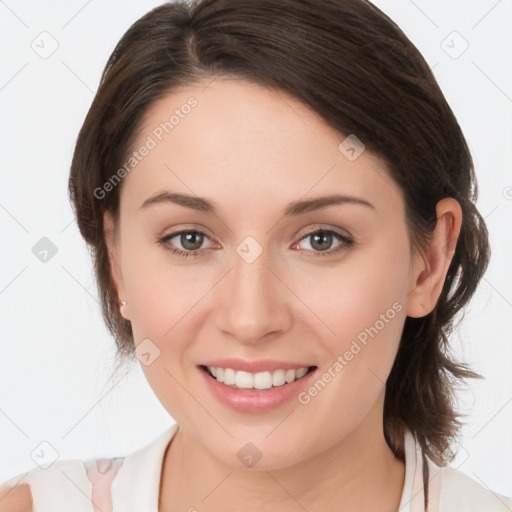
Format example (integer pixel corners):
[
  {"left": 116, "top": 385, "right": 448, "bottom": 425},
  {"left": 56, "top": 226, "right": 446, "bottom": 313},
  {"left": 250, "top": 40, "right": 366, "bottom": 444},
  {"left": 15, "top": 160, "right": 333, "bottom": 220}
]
[
  {"left": 406, "top": 198, "right": 462, "bottom": 318},
  {"left": 103, "top": 211, "right": 130, "bottom": 320}
]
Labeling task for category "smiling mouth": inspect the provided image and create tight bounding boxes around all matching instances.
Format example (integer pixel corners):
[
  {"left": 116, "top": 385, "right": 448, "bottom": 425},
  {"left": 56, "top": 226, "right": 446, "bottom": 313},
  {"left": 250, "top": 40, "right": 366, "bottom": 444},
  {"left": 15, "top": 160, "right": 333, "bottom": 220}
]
[{"left": 200, "top": 364, "right": 317, "bottom": 390}]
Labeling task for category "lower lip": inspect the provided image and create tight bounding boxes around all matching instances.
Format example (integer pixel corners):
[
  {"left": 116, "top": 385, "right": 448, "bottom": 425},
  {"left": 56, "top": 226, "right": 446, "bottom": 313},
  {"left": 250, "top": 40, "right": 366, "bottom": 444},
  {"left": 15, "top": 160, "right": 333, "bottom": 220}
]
[{"left": 199, "top": 366, "right": 317, "bottom": 413}]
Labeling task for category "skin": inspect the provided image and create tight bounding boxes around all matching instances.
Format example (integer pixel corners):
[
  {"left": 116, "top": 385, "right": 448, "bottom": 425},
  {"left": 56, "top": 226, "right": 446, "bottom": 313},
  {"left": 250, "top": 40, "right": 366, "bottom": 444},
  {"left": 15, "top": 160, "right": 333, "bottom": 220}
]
[{"left": 104, "top": 78, "right": 461, "bottom": 512}]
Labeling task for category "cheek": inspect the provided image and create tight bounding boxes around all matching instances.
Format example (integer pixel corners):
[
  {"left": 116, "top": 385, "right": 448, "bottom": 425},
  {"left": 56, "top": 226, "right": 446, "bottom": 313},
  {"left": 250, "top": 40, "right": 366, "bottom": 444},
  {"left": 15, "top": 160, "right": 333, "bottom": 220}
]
[
  {"left": 304, "top": 231, "right": 410, "bottom": 337},
  {"left": 292, "top": 257, "right": 409, "bottom": 455},
  {"left": 119, "top": 235, "right": 212, "bottom": 387},
  {"left": 119, "top": 228, "right": 196, "bottom": 330},
  {"left": 302, "top": 232, "right": 410, "bottom": 389}
]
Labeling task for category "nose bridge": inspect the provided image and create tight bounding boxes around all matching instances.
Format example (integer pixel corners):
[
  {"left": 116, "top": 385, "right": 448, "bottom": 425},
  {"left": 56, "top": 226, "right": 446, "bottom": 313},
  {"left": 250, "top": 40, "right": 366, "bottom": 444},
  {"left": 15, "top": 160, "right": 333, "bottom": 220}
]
[{"left": 216, "top": 238, "right": 289, "bottom": 343}]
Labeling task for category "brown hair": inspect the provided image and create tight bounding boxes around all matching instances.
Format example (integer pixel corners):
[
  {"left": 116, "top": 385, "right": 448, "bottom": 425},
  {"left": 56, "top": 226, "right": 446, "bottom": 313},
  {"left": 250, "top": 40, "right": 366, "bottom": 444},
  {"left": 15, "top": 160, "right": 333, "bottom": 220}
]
[{"left": 69, "top": 0, "right": 488, "bottom": 476}]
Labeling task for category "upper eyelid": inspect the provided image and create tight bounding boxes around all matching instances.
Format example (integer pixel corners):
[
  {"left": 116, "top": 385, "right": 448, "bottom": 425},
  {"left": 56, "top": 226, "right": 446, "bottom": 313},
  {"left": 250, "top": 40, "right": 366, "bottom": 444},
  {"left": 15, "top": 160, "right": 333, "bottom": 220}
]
[
  {"left": 163, "top": 229, "right": 217, "bottom": 246},
  {"left": 298, "top": 226, "right": 351, "bottom": 240}
]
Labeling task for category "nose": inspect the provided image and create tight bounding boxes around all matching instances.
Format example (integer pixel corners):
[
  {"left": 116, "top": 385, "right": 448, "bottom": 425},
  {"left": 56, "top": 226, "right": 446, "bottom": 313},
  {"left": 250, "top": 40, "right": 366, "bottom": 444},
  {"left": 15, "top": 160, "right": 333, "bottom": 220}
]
[{"left": 214, "top": 246, "right": 292, "bottom": 345}]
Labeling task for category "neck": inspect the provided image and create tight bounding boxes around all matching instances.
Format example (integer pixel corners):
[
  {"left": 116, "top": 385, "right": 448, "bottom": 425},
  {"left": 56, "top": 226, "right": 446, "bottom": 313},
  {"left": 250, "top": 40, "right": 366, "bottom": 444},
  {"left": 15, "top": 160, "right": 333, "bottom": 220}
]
[{"left": 159, "top": 393, "right": 405, "bottom": 512}]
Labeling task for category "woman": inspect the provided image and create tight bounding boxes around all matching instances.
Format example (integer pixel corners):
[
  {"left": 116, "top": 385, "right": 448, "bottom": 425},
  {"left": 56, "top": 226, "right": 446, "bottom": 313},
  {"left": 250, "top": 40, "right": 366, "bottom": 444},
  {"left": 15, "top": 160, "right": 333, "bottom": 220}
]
[{"left": 1, "top": 0, "right": 510, "bottom": 510}]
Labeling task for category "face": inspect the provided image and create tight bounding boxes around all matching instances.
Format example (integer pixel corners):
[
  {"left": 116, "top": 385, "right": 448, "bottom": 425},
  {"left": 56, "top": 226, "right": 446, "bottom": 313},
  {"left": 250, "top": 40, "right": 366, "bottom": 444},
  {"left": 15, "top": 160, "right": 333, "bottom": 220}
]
[{"left": 104, "top": 78, "right": 449, "bottom": 470}]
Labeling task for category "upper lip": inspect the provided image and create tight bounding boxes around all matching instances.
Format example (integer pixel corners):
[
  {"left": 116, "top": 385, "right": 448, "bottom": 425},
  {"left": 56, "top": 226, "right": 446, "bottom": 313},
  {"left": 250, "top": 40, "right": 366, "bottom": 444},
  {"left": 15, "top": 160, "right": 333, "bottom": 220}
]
[{"left": 200, "top": 359, "right": 315, "bottom": 373}]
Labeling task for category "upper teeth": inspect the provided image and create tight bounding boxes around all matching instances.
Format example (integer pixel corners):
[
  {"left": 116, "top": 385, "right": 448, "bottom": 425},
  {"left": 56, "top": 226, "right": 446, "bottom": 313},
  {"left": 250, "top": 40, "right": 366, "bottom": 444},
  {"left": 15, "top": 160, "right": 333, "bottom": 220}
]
[{"left": 207, "top": 366, "right": 309, "bottom": 390}]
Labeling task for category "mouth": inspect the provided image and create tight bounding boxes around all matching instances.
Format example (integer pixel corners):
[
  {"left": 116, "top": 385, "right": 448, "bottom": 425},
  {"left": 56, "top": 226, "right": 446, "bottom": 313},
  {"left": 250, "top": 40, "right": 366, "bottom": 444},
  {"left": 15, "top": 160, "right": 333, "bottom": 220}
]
[{"left": 199, "top": 364, "right": 317, "bottom": 391}]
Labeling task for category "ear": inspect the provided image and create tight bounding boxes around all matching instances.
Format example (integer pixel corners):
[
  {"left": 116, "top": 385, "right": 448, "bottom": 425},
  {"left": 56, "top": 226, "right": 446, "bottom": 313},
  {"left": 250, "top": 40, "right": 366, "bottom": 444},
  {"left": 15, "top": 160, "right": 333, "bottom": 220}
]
[
  {"left": 406, "top": 197, "right": 462, "bottom": 318},
  {"left": 104, "top": 211, "right": 131, "bottom": 321}
]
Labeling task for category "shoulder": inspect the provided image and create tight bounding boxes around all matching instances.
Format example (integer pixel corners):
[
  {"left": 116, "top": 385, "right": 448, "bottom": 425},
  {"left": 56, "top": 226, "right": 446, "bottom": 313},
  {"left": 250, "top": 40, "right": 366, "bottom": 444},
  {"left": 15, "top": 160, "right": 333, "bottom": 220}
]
[
  {"left": 438, "top": 466, "right": 512, "bottom": 511},
  {"left": 0, "top": 456, "right": 125, "bottom": 512},
  {"left": 0, "top": 482, "right": 33, "bottom": 511}
]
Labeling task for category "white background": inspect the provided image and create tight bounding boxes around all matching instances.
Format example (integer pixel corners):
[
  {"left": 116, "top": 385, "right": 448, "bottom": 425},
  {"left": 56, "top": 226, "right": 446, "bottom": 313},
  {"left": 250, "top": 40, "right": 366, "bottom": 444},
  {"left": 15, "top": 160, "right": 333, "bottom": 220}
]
[{"left": 0, "top": 0, "right": 511, "bottom": 499}]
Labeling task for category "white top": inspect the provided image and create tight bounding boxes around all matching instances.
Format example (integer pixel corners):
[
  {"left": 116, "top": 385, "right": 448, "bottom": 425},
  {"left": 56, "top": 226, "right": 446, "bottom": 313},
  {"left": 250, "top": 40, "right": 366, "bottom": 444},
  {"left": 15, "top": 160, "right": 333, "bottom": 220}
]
[{"left": 2, "top": 424, "right": 511, "bottom": 511}]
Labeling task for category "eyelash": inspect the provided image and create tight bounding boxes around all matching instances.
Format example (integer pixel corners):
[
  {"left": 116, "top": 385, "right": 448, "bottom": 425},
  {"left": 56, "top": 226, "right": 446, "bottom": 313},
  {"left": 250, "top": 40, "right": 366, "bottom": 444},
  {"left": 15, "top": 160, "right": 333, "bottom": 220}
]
[{"left": 156, "top": 227, "right": 354, "bottom": 259}]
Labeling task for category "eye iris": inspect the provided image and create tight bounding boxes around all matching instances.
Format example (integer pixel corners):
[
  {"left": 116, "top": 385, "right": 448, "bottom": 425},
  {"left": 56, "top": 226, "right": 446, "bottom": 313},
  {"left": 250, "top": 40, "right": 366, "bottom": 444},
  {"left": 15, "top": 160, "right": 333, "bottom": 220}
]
[
  {"left": 181, "top": 232, "right": 203, "bottom": 251},
  {"left": 311, "top": 231, "right": 332, "bottom": 251}
]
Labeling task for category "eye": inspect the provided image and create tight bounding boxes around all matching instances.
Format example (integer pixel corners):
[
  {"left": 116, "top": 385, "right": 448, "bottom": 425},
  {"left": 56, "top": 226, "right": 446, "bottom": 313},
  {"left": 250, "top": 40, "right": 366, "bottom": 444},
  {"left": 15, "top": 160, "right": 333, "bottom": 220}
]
[
  {"left": 157, "top": 227, "right": 354, "bottom": 259},
  {"left": 157, "top": 230, "right": 214, "bottom": 259},
  {"left": 293, "top": 228, "right": 353, "bottom": 257}
]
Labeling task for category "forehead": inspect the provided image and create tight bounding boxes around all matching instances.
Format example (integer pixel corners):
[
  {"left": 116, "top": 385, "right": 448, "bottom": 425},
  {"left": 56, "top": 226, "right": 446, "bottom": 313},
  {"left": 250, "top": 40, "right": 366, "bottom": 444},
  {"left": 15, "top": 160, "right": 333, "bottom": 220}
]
[{"left": 120, "top": 78, "right": 402, "bottom": 215}]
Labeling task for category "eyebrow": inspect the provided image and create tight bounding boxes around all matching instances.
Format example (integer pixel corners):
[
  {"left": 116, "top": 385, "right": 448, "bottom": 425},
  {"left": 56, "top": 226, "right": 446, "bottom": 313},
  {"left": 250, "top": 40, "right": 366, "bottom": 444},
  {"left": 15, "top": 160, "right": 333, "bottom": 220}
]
[{"left": 139, "top": 191, "right": 376, "bottom": 216}]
